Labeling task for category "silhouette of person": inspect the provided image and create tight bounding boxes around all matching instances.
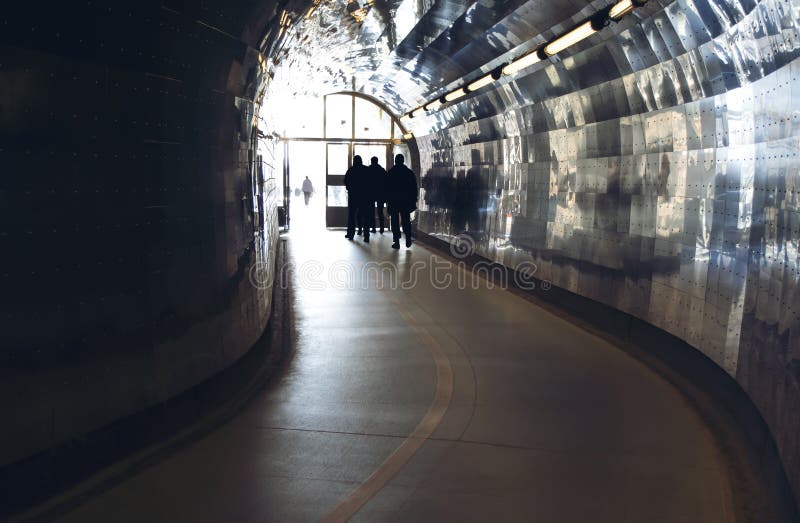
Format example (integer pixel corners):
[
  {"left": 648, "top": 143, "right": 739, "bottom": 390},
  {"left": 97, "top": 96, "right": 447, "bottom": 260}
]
[
  {"left": 465, "top": 149, "right": 488, "bottom": 238},
  {"left": 368, "top": 156, "right": 388, "bottom": 234},
  {"left": 387, "top": 153, "right": 418, "bottom": 249},
  {"left": 301, "top": 176, "right": 314, "bottom": 205},
  {"left": 452, "top": 163, "right": 467, "bottom": 233},
  {"left": 345, "top": 155, "right": 372, "bottom": 242},
  {"left": 357, "top": 162, "right": 374, "bottom": 241}
]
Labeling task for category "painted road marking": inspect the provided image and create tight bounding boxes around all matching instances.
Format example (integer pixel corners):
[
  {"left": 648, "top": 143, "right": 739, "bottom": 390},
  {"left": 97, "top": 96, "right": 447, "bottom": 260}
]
[{"left": 320, "top": 277, "right": 453, "bottom": 523}]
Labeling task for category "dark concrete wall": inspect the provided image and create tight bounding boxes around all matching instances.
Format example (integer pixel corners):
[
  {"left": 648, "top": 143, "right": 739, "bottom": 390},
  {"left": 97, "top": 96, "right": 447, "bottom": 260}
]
[
  {"left": 413, "top": 0, "right": 800, "bottom": 508},
  {"left": 1, "top": 2, "right": 280, "bottom": 468}
]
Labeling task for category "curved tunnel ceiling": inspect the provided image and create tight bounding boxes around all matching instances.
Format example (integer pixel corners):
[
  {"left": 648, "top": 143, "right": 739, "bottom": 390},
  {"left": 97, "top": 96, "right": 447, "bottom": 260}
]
[{"left": 261, "top": 0, "right": 624, "bottom": 114}]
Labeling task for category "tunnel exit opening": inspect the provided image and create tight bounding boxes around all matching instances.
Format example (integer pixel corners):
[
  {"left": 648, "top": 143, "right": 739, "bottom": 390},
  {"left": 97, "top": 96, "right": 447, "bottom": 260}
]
[{"left": 273, "top": 92, "right": 411, "bottom": 231}]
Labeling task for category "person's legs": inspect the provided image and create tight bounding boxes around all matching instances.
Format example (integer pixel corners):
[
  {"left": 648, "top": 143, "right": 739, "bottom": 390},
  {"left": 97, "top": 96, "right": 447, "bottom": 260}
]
[
  {"left": 359, "top": 202, "right": 372, "bottom": 241},
  {"left": 390, "top": 210, "right": 401, "bottom": 247},
  {"left": 369, "top": 202, "right": 376, "bottom": 233},
  {"left": 376, "top": 201, "right": 386, "bottom": 233},
  {"left": 346, "top": 199, "right": 357, "bottom": 238},
  {"left": 303, "top": 192, "right": 310, "bottom": 205},
  {"left": 402, "top": 211, "right": 412, "bottom": 247}
]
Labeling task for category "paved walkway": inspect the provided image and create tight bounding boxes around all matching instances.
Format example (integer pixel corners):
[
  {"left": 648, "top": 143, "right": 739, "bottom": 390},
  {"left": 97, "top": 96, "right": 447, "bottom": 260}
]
[{"left": 55, "top": 230, "right": 732, "bottom": 522}]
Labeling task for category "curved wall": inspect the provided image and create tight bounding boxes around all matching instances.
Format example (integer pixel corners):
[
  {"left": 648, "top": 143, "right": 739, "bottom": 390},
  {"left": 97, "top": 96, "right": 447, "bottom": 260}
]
[
  {"left": 2, "top": 0, "right": 799, "bottom": 511},
  {"left": 414, "top": 0, "right": 800, "bottom": 503},
  {"left": 1, "top": 4, "right": 279, "bottom": 469}
]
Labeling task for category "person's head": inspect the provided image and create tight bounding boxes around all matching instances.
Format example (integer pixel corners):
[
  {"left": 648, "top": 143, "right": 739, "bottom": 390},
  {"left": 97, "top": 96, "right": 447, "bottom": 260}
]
[
  {"left": 394, "top": 154, "right": 405, "bottom": 165},
  {"left": 305, "top": 176, "right": 309, "bottom": 179},
  {"left": 370, "top": 156, "right": 379, "bottom": 166},
  {"left": 353, "top": 155, "right": 363, "bottom": 166}
]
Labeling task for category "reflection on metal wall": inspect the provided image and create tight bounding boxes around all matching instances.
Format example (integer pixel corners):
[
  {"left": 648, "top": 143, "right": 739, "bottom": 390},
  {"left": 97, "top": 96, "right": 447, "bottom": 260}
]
[{"left": 415, "top": 0, "right": 800, "bottom": 499}]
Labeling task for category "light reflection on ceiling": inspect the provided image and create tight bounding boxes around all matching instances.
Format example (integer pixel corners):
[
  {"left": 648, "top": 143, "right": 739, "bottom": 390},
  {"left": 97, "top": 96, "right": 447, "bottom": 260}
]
[{"left": 262, "top": 0, "right": 644, "bottom": 118}]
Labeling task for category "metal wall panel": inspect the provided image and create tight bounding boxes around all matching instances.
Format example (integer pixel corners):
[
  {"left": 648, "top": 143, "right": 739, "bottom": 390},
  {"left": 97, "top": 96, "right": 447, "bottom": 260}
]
[
  {"left": 268, "top": 0, "right": 800, "bottom": 502},
  {"left": 413, "top": 0, "right": 800, "bottom": 500}
]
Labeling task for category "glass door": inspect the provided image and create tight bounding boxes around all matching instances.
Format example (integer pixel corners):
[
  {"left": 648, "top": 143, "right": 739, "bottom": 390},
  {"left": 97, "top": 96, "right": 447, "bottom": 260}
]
[
  {"left": 325, "top": 142, "right": 351, "bottom": 227},
  {"left": 288, "top": 141, "right": 326, "bottom": 230},
  {"left": 353, "top": 143, "right": 390, "bottom": 170}
]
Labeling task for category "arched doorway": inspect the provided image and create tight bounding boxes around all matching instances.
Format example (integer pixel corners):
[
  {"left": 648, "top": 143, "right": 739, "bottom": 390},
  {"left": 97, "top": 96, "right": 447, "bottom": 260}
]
[{"left": 276, "top": 92, "right": 411, "bottom": 229}]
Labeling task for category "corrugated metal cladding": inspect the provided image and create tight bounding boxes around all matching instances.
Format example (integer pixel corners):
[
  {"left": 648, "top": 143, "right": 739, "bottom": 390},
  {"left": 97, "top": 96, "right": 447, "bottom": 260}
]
[{"left": 271, "top": 0, "right": 800, "bottom": 504}]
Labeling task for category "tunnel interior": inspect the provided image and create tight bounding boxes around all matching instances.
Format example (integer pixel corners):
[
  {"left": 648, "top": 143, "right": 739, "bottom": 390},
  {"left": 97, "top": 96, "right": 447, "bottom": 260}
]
[{"left": 2, "top": 0, "right": 800, "bottom": 517}]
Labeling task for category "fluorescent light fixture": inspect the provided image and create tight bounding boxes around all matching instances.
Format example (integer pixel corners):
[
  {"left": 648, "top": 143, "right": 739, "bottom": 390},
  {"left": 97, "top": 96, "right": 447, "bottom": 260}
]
[
  {"left": 411, "top": 107, "right": 426, "bottom": 118},
  {"left": 467, "top": 73, "right": 495, "bottom": 92},
  {"left": 425, "top": 99, "right": 443, "bottom": 111},
  {"left": 350, "top": 7, "right": 368, "bottom": 23},
  {"left": 400, "top": 114, "right": 412, "bottom": 123},
  {"left": 502, "top": 51, "right": 542, "bottom": 76},
  {"left": 609, "top": 0, "right": 634, "bottom": 19},
  {"left": 444, "top": 88, "right": 467, "bottom": 102},
  {"left": 544, "top": 21, "right": 596, "bottom": 56},
  {"left": 403, "top": 132, "right": 413, "bottom": 139}
]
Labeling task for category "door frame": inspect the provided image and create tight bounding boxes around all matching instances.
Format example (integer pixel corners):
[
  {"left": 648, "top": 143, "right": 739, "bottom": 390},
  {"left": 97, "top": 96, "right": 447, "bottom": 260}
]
[{"left": 325, "top": 142, "right": 352, "bottom": 228}]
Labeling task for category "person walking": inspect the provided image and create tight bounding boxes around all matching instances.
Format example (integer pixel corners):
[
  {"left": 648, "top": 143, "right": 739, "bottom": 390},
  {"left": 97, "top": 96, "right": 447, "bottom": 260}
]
[
  {"left": 357, "top": 159, "right": 374, "bottom": 242},
  {"left": 301, "top": 176, "right": 314, "bottom": 205},
  {"left": 387, "top": 153, "right": 418, "bottom": 249},
  {"left": 368, "top": 156, "right": 388, "bottom": 234},
  {"left": 345, "top": 155, "right": 371, "bottom": 242}
]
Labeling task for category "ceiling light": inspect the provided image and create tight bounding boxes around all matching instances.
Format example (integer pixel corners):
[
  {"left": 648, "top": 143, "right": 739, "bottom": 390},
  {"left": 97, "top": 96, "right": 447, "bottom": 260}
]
[
  {"left": 403, "top": 132, "right": 413, "bottom": 139},
  {"left": 502, "top": 50, "right": 543, "bottom": 76},
  {"left": 400, "top": 114, "right": 412, "bottom": 123},
  {"left": 467, "top": 74, "right": 495, "bottom": 92},
  {"left": 425, "top": 99, "right": 442, "bottom": 111},
  {"left": 543, "top": 21, "right": 597, "bottom": 56},
  {"left": 609, "top": 0, "right": 635, "bottom": 19},
  {"left": 444, "top": 88, "right": 467, "bottom": 102},
  {"left": 351, "top": 8, "right": 368, "bottom": 23},
  {"left": 411, "top": 107, "right": 426, "bottom": 118}
]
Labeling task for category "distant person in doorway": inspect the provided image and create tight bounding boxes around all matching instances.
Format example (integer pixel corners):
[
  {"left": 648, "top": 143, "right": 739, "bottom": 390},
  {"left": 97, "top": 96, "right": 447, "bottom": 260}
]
[
  {"left": 301, "top": 176, "right": 314, "bottom": 205},
  {"left": 368, "top": 156, "right": 388, "bottom": 234},
  {"left": 388, "top": 153, "right": 418, "bottom": 249},
  {"left": 345, "top": 155, "right": 371, "bottom": 242}
]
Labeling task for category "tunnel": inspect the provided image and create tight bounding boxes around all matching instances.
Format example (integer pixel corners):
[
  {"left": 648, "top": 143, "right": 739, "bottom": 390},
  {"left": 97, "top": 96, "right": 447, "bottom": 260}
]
[{"left": 2, "top": 0, "right": 800, "bottom": 520}]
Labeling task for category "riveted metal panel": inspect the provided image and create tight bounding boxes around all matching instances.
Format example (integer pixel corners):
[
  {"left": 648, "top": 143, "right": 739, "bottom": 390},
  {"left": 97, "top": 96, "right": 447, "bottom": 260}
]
[{"left": 411, "top": 0, "right": 800, "bottom": 500}]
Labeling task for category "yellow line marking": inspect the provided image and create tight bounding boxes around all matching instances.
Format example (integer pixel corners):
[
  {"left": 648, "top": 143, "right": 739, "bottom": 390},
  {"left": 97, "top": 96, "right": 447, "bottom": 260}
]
[{"left": 320, "top": 292, "right": 453, "bottom": 523}]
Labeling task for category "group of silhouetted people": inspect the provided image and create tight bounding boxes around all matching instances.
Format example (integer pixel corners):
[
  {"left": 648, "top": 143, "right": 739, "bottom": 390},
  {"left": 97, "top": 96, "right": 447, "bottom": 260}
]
[{"left": 344, "top": 153, "right": 417, "bottom": 249}]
